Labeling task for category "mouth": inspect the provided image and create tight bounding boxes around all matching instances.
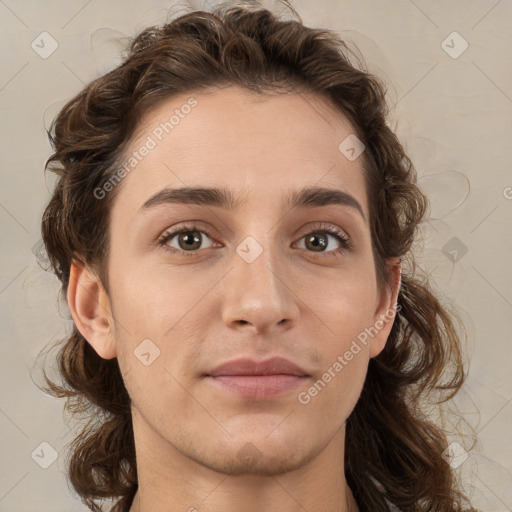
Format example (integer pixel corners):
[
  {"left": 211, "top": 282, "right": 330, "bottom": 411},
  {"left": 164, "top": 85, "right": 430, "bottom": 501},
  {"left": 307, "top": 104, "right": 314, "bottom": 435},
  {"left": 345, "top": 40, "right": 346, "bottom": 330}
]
[{"left": 204, "top": 356, "right": 310, "bottom": 399}]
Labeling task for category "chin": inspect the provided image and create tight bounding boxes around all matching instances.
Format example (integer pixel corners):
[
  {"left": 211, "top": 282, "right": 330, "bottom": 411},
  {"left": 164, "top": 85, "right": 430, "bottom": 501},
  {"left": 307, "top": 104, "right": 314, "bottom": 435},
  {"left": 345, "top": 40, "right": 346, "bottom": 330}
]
[{"left": 193, "top": 442, "right": 312, "bottom": 477}]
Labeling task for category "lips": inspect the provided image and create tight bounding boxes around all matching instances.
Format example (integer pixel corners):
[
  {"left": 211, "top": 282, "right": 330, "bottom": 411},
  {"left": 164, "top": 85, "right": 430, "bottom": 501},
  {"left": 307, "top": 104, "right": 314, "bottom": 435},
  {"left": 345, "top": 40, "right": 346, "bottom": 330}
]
[
  {"left": 205, "top": 357, "right": 310, "bottom": 399},
  {"left": 207, "top": 356, "right": 309, "bottom": 377}
]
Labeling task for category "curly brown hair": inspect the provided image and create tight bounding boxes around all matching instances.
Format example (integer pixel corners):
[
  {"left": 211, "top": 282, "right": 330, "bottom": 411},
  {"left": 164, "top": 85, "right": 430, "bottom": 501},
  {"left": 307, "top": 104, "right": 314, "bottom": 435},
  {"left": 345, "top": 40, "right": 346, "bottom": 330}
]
[{"left": 36, "top": 2, "right": 476, "bottom": 511}]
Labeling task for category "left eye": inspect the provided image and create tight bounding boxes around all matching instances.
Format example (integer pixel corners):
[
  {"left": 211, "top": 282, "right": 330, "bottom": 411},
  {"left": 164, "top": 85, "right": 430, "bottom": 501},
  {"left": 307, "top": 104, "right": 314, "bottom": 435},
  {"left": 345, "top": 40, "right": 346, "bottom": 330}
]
[
  {"left": 296, "top": 231, "right": 348, "bottom": 253},
  {"left": 160, "top": 228, "right": 214, "bottom": 253}
]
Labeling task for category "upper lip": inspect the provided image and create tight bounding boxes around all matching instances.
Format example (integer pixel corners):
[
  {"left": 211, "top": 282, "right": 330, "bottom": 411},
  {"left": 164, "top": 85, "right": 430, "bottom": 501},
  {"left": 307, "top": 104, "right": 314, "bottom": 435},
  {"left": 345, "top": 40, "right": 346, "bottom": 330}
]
[{"left": 207, "top": 356, "right": 309, "bottom": 377}]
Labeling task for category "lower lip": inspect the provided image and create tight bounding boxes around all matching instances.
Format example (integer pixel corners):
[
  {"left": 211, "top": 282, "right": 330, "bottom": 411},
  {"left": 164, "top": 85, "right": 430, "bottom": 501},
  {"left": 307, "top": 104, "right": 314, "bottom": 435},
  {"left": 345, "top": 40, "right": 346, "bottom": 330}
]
[{"left": 207, "top": 375, "right": 308, "bottom": 398}]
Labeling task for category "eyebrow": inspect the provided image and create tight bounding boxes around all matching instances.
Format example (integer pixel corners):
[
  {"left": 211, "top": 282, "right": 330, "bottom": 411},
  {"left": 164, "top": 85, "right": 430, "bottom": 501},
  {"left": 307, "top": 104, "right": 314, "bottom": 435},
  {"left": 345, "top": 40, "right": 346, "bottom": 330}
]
[{"left": 139, "top": 186, "right": 366, "bottom": 222}]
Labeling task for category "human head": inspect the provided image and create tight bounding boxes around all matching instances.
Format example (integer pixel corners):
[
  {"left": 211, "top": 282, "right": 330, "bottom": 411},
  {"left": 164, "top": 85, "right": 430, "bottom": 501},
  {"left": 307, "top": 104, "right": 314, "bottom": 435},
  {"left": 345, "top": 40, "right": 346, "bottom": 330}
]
[{"left": 39, "top": 3, "right": 471, "bottom": 511}]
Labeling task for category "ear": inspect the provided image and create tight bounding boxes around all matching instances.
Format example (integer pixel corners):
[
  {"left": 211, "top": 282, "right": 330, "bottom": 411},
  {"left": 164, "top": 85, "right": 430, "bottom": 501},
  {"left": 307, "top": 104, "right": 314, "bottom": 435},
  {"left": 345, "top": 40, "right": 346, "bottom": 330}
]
[
  {"left": 67, "top": 259, "right": 117, "bottom": 359},
  {"left": 368, "top": 257, "right": 402, "bottom": 358}
]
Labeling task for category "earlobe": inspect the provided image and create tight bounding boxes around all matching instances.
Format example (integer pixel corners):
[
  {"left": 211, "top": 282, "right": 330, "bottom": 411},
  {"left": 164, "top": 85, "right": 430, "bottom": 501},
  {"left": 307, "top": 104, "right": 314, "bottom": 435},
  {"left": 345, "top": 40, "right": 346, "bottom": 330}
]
[
  {"left": 369, "top": 257, "right": 402, "bottom": 359},
  {"left": 67, "top": 260, "right": 117, "bottom": 360}
]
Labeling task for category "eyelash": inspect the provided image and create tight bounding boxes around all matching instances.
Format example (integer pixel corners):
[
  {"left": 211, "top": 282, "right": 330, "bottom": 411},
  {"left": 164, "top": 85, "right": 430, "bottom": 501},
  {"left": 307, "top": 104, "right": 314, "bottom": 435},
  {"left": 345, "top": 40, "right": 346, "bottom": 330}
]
[{"left": 157, "top": 222, "right": 353, "bottom": 258}]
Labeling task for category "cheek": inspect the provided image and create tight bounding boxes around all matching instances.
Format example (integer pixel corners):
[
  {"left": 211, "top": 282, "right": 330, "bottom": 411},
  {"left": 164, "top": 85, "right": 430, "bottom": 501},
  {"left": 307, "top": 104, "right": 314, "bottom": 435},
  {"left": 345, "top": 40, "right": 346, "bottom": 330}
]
[
  {"left": 317, "top": 283, "right": 377, "bottom": 346},
  {"left": 299, "top": 288, "right": 374, "bottom": 415},
  {"left": 298, "top": 341, "right": 370, "bottom": 426},
  {"left": 111, "top": 251, "right": 219, "bottom": 312},
  {"left": 115, "top": 337, "right": 192, "bottom": 430},
  {"left": 109, "top": 268, "right": 187, "bottom": 337},
  {"left": 109, "top": 272, "right": 206, "bottom": 401}
]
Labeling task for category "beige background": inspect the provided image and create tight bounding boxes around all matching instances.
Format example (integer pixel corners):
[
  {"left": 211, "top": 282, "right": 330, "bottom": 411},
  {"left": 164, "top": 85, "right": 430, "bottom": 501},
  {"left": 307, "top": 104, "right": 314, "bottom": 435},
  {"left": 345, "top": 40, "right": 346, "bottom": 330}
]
[{"left": 0, "top": 0, "right": 511, "bottom": 511}]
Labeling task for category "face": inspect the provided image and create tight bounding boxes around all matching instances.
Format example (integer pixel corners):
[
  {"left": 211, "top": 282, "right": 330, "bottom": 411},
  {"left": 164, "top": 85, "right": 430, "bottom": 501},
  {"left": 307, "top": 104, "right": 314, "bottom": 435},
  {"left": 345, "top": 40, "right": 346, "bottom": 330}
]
[{"left": 90, "top": 86, "right": 399, "bottom": 476}]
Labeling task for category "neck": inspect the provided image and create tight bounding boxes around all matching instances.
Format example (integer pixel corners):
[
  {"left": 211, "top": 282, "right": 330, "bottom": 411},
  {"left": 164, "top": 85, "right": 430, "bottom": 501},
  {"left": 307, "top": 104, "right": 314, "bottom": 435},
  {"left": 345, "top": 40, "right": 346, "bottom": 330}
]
[{"left": 127, "top": 408, "right": 359, "bottom": 512}]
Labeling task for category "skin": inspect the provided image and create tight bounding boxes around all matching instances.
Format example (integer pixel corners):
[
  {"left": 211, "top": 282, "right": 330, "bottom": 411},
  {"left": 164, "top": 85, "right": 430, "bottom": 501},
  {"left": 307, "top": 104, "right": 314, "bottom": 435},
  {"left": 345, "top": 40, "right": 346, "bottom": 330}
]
[{"left": 67, "top": 85, "right": 401, "bottom": 512}]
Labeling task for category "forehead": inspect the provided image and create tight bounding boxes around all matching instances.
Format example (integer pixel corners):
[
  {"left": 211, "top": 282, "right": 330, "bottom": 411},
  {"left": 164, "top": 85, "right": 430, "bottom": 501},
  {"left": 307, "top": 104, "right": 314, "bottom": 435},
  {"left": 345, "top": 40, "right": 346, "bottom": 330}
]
[{"left": 113, "top": 86, "right": 368, "bottom": 218}]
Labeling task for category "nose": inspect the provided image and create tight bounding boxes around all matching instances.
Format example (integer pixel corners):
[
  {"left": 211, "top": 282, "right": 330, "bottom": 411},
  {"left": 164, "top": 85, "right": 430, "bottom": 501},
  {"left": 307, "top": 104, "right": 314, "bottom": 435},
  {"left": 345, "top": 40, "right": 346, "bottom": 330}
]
[{"left": 220, "top": 235, "right": 299, "bottom": 334}]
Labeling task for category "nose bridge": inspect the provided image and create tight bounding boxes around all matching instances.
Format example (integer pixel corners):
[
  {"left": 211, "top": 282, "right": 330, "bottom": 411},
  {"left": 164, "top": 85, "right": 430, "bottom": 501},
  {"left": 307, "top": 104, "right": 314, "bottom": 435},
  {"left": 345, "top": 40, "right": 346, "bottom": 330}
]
[
  {"left": 236, "top": 228, "right": 283, "bottom": 298},
  {"left": 221, "top": 226, "right": 297, "bottom": 331},
  {"left": 240, "top": 232, "right": 281, "bottom": 292}
]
